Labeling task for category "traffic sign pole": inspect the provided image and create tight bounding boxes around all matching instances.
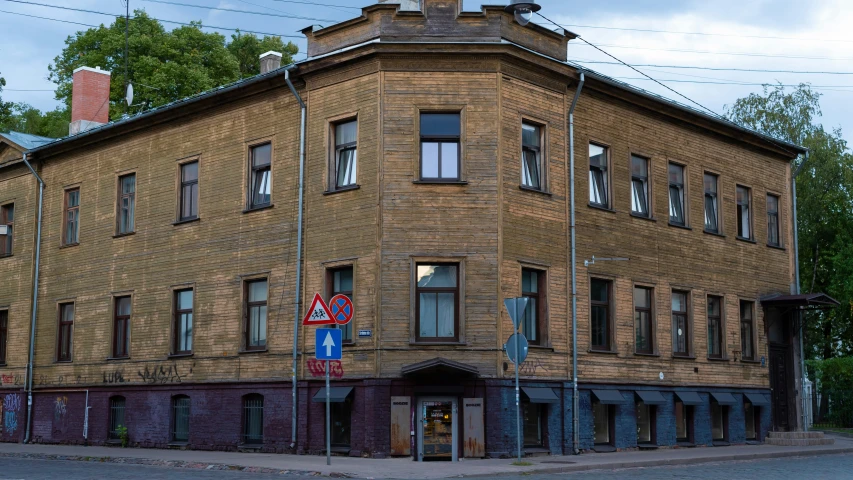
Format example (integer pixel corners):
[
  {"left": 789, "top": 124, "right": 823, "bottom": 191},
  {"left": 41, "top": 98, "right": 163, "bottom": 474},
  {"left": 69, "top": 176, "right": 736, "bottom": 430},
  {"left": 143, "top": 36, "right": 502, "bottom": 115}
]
[
  {"left": 515, "top": 301, "right": 521, "bottom": 463},
  {"left": 326, "top": 359, "right": 331, "bottom": 466}
]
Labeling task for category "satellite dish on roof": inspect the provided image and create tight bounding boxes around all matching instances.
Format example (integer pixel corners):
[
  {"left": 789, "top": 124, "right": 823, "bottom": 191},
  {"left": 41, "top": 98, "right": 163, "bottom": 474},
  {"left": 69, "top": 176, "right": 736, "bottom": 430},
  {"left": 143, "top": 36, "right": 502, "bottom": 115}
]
[{"left": 125, "top": 83, "right": 134, "bottom": 106}]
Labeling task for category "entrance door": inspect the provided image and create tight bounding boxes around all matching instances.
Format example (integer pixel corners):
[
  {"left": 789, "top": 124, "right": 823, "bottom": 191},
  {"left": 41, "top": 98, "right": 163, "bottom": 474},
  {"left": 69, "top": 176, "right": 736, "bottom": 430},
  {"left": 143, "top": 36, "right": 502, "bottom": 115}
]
[
  {"left": 417, "top": 397, "right": 457, "bottom": 461},
  {"left": 769, "top": 345, "right": 792, "bottom": 431}
]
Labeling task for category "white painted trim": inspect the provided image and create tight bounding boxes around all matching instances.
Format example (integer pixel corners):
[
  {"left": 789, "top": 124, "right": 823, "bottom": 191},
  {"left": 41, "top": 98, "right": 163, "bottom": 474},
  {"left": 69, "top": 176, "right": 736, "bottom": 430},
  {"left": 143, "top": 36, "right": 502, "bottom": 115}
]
[
  {"left": 259, "top": 51, "right": 283, "bottom": 59},
  {"left": 73, "top": 66, "right": 111, "bottom": 75}
]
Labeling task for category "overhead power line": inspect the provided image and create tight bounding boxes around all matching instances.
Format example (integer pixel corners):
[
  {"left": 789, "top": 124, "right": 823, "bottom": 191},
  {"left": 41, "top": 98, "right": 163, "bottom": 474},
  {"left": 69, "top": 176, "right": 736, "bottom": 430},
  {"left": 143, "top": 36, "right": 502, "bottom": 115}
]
[
  {"left": 267, "top": 0, "right": 360, "bottom": 9},
  {"left": 569, "top": 42, "right": 853, "bottom": 61},
  {"left": 556, "top": 22, "right": 853, "bottom": 44},
  {"left": 141, "top": 0, "right": 338, "bottom": 23},
  {"left": 615, "top": 77, "right": 853, "bottom": 90},
  {"left": 568, "top": 59, "right": 853, "bottom": 76},
  {"left": 0, "top": 8, "right": 99, "bottom": 27}
]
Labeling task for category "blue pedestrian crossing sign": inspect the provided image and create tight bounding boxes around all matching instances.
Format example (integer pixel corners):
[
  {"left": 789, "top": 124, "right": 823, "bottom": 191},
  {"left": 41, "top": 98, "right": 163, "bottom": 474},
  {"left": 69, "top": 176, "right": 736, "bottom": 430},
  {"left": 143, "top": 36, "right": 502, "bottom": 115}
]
[{"left": 315, "top": 328, "right": 342, "bottom": 361}]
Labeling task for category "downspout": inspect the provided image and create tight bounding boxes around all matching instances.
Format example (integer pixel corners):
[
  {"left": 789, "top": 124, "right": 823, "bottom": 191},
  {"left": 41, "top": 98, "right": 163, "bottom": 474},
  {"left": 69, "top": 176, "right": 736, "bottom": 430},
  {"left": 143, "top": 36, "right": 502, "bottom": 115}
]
[
  {"left": 21, "top": 152, "right": 44, "bottom": 444},
  {"left": 568, "top": 72, "right": 585, "bottom": 455},
  {"left": 792, "top": 150, "right": 808, "bottom": 432},
  {"left": 285, "top": 67, "right": 307, "bottom": 449}
]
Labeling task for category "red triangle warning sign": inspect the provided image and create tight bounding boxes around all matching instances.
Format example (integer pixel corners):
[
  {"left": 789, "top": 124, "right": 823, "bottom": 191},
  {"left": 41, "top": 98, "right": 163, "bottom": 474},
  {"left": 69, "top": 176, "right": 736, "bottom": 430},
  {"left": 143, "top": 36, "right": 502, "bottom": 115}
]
[{"left": 302, "top": 293, "right": 336, "bottom": 326}]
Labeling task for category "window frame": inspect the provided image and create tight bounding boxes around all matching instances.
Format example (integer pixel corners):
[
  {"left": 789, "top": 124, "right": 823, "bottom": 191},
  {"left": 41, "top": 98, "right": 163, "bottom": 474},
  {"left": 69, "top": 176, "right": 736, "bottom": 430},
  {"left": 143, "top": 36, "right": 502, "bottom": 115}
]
[
  {"left": 740, "top": 300, "right": 756, "bottom": 361},
  {"left": 0, "top": 309, "right": 7, "bottom": 365},
  {"left": 520, "top": 119, "right": 546, "bottom": 191},
  {"left": 242, "top": 393, "right": 264, "bottom": 445},
  {"left": 173, "top": 288, "right": 194, "bottom": 356},
  {"left": 707, "top": 295, "right": 725, "bottom": 359},
  {"left": 520, "top": 266, "right": 548, "bottom": 346},
  {"left": 116, "top": 173, "right": 136, "bottom": 236},
  {"left": 668, "top": 162, "right": 687, "bottom": 226},
  {"left": 744, "top": 401, "right": 758, "bottom": 441},
  {"left": 413, "top": 261, "right": 462, "bottom": 343},
  {"left": 330, "top": 395, "right": 353, "bottom": 447},
  {"left": 0, "top": 202, "right": 13, "bottom": 256},
  {"left": 592, "top": 399, "right": 614, "bottom": 446},
  {"left": 671, "top": 290, "right": 691, "bottom": 357},
  {"left": 675, "top": 399, "right": 694, "bottom": 443},
  {"left": 711, "top": 399, "right": 729, "bottom": 442},
  {"left": 243, "top": 277, "right": 269, "bottom": 352},
  {"left": 588, "top": 142, "right": 610, "bottom": 208},
  {"left": 418, "top": 111, "right": 462, "bottom": 182},
  {"left": 589, "top": 277, "right": 614, "bottom": 352},
  {"left": 633, "top": 285, "right": 655, "bottom": 355},
  {"left": 108, "top": 396, "right": 126, "bottom": 441},
  {"left": 630, "top": 154, "right": 651, "bottom": 218},
  {"left": 62, "top": 187, "right": 81, "bottom": 246},
  {"left": 766, "top": 193, "right": 781, "bottom": 247},
  {"left": 736, "top": 184, "right": 753, "bottom": 240},
  {"left": 326, "top": 265, "right": 355, "bottom": 344},
  {"left": 330, "top": 117, "right": 358, "bottom": 191},
  {"left": 177, "top": 159, "right": 199, "bottom": 222},
  {"left": 703, "top": 172, "right": 721, "bottom": 234},
  {"left": 636, "top": 399, "right": 657, "bottom": 445},
  {"left": 112, "top": 296, "right": 132, "bottom": 358},
  {"left": 247, "top": 141, "right": 273, "bottom": 210},
  {"left": 171, "top": 395, "right": 191, "bottom": 443},
  {"left": 521, "top": 400, "right": 546, "bottom": 448},
  {"left": 57, "top": 302, "right": 75, "bottom": 362}
]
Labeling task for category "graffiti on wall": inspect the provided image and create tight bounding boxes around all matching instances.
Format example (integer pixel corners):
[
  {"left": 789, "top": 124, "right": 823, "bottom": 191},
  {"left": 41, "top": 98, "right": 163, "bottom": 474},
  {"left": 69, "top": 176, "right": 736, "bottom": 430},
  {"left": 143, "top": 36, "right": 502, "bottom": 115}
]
[
  {"left": 103, "top": 370, "right": 127, "bottom": 384},
  {"left": 54, "top": 396, "right": 68, "bottom": 422},
  {"left": 518, "top": 358, "right": 547, "bottom": 376},
  {"left": 307, "top": 359, "right": 344, "bottom": 379},
  {"left": 3, "top": 394, "right": 21, "bottom": 434},
  {"left": 1, "top": 374, "right": 23, "bottom": 386},
  {"left": 137, "top": 362, "right": 191, "bottom": 384}
]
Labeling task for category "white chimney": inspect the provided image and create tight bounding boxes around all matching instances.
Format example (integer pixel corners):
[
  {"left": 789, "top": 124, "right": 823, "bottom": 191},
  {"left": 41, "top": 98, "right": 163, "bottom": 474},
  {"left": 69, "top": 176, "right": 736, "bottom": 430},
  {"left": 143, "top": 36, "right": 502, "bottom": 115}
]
[{"left": 259, "top": 51, "right": 282, "bottom": 74}]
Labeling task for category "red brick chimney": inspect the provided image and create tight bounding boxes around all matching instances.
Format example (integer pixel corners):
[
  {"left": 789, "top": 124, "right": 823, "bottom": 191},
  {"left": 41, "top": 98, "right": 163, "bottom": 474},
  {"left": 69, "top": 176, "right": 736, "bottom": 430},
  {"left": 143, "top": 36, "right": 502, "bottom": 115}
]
[{"left": 69, "top": 66, "right": 111, "bottom": 135}]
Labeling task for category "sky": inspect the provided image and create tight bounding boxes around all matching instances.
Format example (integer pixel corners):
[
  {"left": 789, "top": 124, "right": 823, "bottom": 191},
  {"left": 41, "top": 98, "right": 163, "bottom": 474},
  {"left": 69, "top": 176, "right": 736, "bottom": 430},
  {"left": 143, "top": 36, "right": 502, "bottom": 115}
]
[{"left": 1, "top": 0, "right": 851, "bottom": 143}]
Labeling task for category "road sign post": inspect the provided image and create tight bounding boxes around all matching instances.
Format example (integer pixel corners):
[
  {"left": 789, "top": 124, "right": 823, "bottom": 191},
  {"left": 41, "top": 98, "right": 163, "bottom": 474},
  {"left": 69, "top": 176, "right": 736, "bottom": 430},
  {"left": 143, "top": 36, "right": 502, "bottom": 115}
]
[
  {"left": 504, "top": 297, "right": 529, "bottom": 463},
  {"left": 315, "top": 327, "right": 342, "bottom": 466}
]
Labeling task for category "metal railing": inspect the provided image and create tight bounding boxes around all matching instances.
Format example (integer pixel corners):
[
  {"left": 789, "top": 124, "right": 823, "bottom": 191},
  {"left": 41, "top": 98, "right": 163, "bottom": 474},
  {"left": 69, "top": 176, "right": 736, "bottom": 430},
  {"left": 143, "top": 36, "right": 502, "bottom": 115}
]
[
  {"left": 108, "top": 397, "right": 126, "bottom": 440},
  {"left": 805, "top": 389, "right": 853, "bottom": 431},
  {"left": 172, "top": 396, "right": 190, "bottom": 442},
  {"left": 242, "top": 396, "right": 264, "bottom": 444}
]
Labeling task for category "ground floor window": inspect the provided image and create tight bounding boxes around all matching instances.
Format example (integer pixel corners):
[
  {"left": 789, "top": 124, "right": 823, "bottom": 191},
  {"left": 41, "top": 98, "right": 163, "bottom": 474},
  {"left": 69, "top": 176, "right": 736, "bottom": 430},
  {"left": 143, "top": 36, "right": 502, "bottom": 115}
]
[
  {"left": 331, "top": 398, "right": 353, "bottom": 447},
  {"left": 242, "top": 394, "right": 264, "bottom": 444},
  {"left": 711, "top": 400, "right": 728, "bottom": 441},
  {"left": 675, "top": 400, "right": 693, "bottom": 442},
  {"left": 636, "top": 400, "right": 655, "bottom": 444},
  {"left": 172, "top": 395, "right": 190, "bottom": 443},
  {"left": 522, "top": 402, "right": 545, "bottom": 447},
  {"left": 108, "top": 396, "right": 126, "bottom": 440},
  {"left": 745, "top": 402, "right": 757, "bottom": 440},
  {"left": 593, "top": 400, "right": 612, "bottom": 445}
]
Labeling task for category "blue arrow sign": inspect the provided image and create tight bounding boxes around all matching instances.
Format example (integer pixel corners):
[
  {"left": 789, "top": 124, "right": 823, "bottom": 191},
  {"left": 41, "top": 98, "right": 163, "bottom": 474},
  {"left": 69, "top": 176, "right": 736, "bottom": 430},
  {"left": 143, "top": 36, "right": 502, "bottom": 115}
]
[{"left": 315, "top": 328, "right": 342, "bottom": 361}]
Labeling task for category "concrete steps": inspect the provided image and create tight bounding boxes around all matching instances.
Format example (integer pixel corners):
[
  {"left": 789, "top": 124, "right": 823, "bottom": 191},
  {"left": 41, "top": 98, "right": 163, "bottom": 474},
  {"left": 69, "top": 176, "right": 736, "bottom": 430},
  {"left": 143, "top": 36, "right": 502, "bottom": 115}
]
[{"left": 765, "top": 431, "right": 835, "bottom": 446}]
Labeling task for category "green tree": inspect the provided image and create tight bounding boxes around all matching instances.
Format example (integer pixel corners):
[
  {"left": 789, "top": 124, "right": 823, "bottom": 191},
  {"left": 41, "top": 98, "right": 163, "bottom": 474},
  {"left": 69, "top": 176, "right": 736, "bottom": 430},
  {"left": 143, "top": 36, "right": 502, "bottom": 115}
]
[
  {"left": 227, "top": 31, "right": 298, "bottom": 78},
  {"left": 726, "top": 84, "right": 853, "bottom": 360}
]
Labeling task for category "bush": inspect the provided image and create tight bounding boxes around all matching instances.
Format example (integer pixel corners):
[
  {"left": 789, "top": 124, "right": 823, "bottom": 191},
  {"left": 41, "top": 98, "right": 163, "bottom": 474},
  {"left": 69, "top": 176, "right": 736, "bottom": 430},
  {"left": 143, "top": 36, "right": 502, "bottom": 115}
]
[
  {"left": 808, "top": 357, "right": 853, "bottom": 427},
  {"left": 116, "top": 425, "right": 129, "bottom": 448}
]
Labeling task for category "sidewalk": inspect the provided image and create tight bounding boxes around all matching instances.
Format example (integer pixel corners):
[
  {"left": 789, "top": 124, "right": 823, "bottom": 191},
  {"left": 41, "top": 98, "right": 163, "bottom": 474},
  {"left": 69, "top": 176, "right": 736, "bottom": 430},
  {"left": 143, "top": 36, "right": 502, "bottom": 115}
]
[{"left": 0, "top": 437, "right": 852, "bottom": 479}]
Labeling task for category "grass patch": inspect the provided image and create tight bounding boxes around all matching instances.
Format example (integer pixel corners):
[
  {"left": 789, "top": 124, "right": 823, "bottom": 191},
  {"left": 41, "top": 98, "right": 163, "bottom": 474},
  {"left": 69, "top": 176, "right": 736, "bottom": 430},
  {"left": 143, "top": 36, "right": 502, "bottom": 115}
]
[{"left": 511, "top": 461, "right": 534, "bottom": 466}]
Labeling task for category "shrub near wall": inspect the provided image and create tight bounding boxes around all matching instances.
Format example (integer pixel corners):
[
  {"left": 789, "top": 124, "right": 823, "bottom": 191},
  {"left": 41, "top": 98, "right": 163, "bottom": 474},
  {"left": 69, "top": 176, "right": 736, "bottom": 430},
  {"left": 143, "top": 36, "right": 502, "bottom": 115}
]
[{"left": 808, "top": 356, "right": 853, "bottom": 428}]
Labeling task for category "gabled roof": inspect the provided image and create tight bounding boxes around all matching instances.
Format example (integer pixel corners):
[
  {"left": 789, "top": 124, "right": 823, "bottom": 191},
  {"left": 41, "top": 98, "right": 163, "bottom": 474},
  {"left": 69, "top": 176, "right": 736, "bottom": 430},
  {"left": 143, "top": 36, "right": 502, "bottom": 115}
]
[{"left": 0, "top": 131, "right": 56, "bottom": 150}]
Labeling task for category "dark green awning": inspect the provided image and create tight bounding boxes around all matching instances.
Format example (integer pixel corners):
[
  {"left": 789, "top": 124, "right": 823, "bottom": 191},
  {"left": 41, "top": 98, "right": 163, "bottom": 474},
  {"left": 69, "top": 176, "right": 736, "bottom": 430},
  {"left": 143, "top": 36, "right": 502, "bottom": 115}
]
[
  {"left": 592, "top": 389, "right": 626, "bottom": 405},
  {"left": 312, "top": 386, "right": 353, "bottom": 403},
  {"left": 635, "top": 390, "right": 666, "bottom": 405},
  {"left": 675, "top": 391, "right": 704, "bottom": 406},
  {"left": 521, "top": 387, "right": 560, "bottom": 404},
  {"left": 710, "top": 392, "right": 738, "bottom": 406},
  {"left": 744, "top": 392, "right": 771, "bottom": 406}
]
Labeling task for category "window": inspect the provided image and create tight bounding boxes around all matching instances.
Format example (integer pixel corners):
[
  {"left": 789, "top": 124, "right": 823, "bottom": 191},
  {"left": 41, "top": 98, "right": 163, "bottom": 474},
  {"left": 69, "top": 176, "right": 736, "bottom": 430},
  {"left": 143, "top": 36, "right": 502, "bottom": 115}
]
[
  {"left": 249, "top": 143, "right": 272, "bottom": 208},
  {"left": 416, "top": 264, "right": 458, "bottom": 342},
  {"left": 707, "top": 296, "right": 723, "bottom": 359},
  {"left": 174, "top": 289, "right": 193, "bottom": 355},
  {"left": 329, "top": 267, "right": 353, "bottom": 342},
  {"left": 711, "top": 400, "right": 728, "bottom": 441},
  {"left": 767, "top": 194, "right": 780, "bottom": 246},
  {"left": 675, "top": 400, "right": 693, "bottom": 443},
  {"left": 117, "top": 174, "right": 135, "bottom": 234},
  {"left": 420, "top": 113, "right": 460, "bottom": 181},
  {"left": 333, "top": 120, "right": 357, "bottom": 189},
  {"left": 0, "top": 310, "right": 7, "bottom": 365},
  {"left": 0, "top": 203, "right": 13, "bottom": 256},
  {"left": 736, "top": 185, "right": 751, "bottom": 239},
  {"left": 521, "top": 122, "right": 543, "bottom": 190},
  {"left": 172, "top": 395, "right": 190, "bottom": 443},
  {"left": 63, "top": 188, "right": 80, "bottom": 245},
  {"left": 245, "top": 280, "right": 268, "bottom": 351},
  {"left": 704, "top": 173, "right": 719, "bottom": 233},
  {"left": 57, "top": 303, "right": 74, "bottom": 362},
  {"left": 330, "top": 397, "right": 352, "bottom": 447},
  {"left": 634, "top": 286, "right": 653, "bottom": 354},
  {"left": 113, "top": 297, "right": 131, "bottom": 358},
  {"left": 589, "top": 144, "right": 608, "bottom": 206},
  {"left": 590, "top": 279, "right": 612, "bottom": 351},
  {"left": 672, "top": 291, "right": 689, "bottom": 356},
  {"left": 668, "top": 163, "right": 685, "bottom": 225},
  {"left": 521, "top": 268, "right": 546, "bottom": 346},
  {"left": 179, "top": 161, "right": 199, "bottom": 221},
  {"left": 108, "top": 396, "right": 126, "bottom": 440},
  {"left": 740, "top": 301, "right": 755, "bottom": 361},
  {"left": 636, "top": 400, "right": 655, "bottom": 445},
  {"left": 593, "top": 400, "right": 612, "bottom": 445},
  {"left": 242, "top": 394, "right": 264, "bottom": 444},
  {"left": 522, "top": 402, "right": 545, "bottom": 447},
  {"left": 631, "top": 155, "right": 650, "bottom": 217},
  {"left": 744, "top": 402, "right": 757, "bottom": 441}
]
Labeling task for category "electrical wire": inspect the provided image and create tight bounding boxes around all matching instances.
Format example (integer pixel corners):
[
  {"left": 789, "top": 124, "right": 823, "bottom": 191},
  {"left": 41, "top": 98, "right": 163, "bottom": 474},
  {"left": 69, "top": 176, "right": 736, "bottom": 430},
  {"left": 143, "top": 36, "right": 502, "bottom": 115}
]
[
  {"left": 614, "top": 76, "right": 853, "bottom": 90},
  {"left": 556, "top": 22, "right": 853, "bottom": 44},
  {"left": 140, "top": 0, "right": 338, "bottom": 23},
  {"left": 568, "top": 59, "right": 853, "bottom": 76},
  {"left": 0, "top": 8, "right": 99, "bottom": 27},
  {"left": 569, "top": 42, "right": 853, "bottom": 61},
  {"left": 267, "top": 0, "right": 360, "bottom": 9}
]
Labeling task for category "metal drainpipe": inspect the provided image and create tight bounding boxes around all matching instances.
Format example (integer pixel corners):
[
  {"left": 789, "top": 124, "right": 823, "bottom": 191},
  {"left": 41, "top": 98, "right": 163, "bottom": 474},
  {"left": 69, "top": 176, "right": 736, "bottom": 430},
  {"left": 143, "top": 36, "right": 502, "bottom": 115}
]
[
  {"left": 792, "top": 150, "right": 808, "bottom": 432},
  {"left": 285, "top": 67, "right": 307, "bottom": 449},
  {"left": 20, "top": 152, "right": 45, "bottom": 444},
  {"left": 568, "top": 72, "right": 585, "bottom": 455}
]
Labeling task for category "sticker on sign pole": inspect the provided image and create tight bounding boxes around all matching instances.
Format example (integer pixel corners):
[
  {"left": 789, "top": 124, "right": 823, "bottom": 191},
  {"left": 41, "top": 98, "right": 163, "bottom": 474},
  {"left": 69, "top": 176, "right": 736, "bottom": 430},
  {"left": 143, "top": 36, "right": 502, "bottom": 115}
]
[{"left": 302, "top": 293, "right": 336, "bottom": 326}]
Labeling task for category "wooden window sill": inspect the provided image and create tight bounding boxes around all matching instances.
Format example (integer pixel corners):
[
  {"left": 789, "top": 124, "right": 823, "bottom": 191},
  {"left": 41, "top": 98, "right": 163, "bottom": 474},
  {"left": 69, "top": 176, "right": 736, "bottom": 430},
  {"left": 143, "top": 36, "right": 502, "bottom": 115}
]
[
  {"left": 0, "top": 254, "right": 13, "bottom": 259},
  {"left": 324, "top": 185, "right": 360, "bottom": 195},
  {"left": 767, "top": 243, "right": 786, "bottom": 251},
  {"left": 528, "top": 344, "right": 554, "bottom": 351},
  {"left": 106, "top": 356, "right": 130, "bottom": 361},
  {"left": 113, "top": 232, "right": 135, "bottom": 239},
  {"left": 588, "top": 203, "right": 616, "bottom": 213},
  {"left": 588, "top": 348, "right": 618, "bottom": 355},
  {"left": 518, "top": 185, "right": 552, "bottom": 196},
  {"left": 243, "top": 204, "right": 274, "bottom": 213},
  {"left": 703, "top": 230, "right": 725, "bottom": 238},
  {"left": 668, "top": 222, "right": 692, "bottom": 230},
  {"left": 630, "top": 212, "right": 656, "bottom": 222},
  {"left": 168, "top": 353, "right": 194, "bottom": 359},
  {"left": 707, "top": 357, "right": 729, "bottom": 362},
  {"left": 740, "top": 359, "right": 761, "bottom": 364},
  {"left": 173, "top": 217, "right": 200, "bottom": 226},
  {"left": 736, "top": 236, "right": 757, "bottom": 244},
  {"left": 54, "top": 360, "right": 73, "bottom": 364},
  {"left": 239, "top": 348, "right": 268, "bottom": 354},
  {"left": 413, "top": 180, "right": 468, "bottom": 185},
  {"left": 60, "top": 243, "right": 80, "bottom": 249},
  {"left": 672, "top": 354, "right": 696, "bottom": 360},
  {"left": 634, "top": 352, "right": 659, "bottom": 357}
]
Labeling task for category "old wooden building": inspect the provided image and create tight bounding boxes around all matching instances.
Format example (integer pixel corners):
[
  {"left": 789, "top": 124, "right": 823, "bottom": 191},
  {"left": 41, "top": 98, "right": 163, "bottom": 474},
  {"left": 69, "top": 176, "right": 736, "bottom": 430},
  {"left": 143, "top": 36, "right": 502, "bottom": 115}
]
[{"left": 0, "top": 0, "right": 813, "bottom": 458}]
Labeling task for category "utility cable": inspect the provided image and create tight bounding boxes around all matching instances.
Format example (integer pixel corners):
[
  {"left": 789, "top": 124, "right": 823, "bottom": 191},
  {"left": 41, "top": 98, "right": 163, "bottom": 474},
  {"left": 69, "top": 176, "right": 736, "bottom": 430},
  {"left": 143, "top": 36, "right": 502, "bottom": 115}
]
[
  {"left": 568, "top": 42, "right": 853, "bottom": 61},
  {"left": 0, "top": 8, "right": 99, "bottom": 27},
  {"left": 568, "top": 59, "right": 853, "bottom": 76},
  {"left": 140, "top": 0, "right": 338, "bottom": 23},
  {"left": 557, "top": 22, "right": 853, "bottom": 44}
]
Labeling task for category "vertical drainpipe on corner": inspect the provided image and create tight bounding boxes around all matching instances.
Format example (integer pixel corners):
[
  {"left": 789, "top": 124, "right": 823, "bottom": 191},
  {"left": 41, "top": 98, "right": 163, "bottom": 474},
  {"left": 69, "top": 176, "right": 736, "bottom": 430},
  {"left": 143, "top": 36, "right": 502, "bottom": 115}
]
[
  {"left": 568, "top": 71, "right": 585, "bottom": 454},
  {"left": 792, "top": 149, "right": 808, "bottom": 432},
  {"left": 285, "top": 66, "right": 307, "bottom": 449},
  {"left": 21, "top": 152, "right": 45, "bottom": 444}
]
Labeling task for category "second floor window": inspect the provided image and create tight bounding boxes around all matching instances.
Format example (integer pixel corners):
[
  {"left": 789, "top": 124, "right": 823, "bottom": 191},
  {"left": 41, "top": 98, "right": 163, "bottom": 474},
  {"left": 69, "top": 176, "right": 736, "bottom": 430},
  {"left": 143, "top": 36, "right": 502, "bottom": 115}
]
[
  {"left": 707, "top": 295, "right": 723, "bottom": 358},
  {"left": 672, "top": 291, "right": 689, "bottom": 356},
  {"left": 329, "top": 266, "right": 354, "bottom": 342},
  {"left": 521, "top": 268, "right": 546, "bottom": 345},
  {"left": 250, "top": 143, "right": 272, "bottom": 208},
  {"left": 767, "top": 194, "right": 780, "bottom": 246},
  {"left": 590, "top": 278, "right": 612, "bottom": 351},
  {"left": 631, "top": 155, "right": 650, "bottom": 217},
  {"left": 64, "top": 188, "right": 80, "bottom": 245},
  {"left": 113, "top": 296, "right": 131, "bottom": 358},
  {"left": 668, "top": 163, "right": 685, "bottom": 225},
  {"left": 589, "top": 144, "right": 608, "bottom": 206},
  {"left": 420, "top": 113, "right": 460, "bottom": 181},
  {"left": 634, "top": 286, "right": 653, "bottom": 354},
  {"left": 57, "top": 303, "right": 74, "bottom": 362},
  {"left": 174, "top": 289, "right": 193, "bottom": 355},
  {"left": 704, "top": 173, "right": 719, "bottom": 233},
  {"left": 0, "top": 310, "right": 7, "bottom": 365},
  {"left": 736, "top": 185, "right": 752, "bottom": 239},
  {"left": 521, "top": 122, "right": 543, "bottom": 190},
  {"left": 740, "top": 301, "right": 755, "bottom": 361},
  {"left": 117, "top": 174, "right": 135, "bottom": 235},
  {"left": 416, "top": 264, "right": 458, "bottom": 342},
  {"left": 180, "top": 162, "right": 199, "bottom": 221},
  {"left": 334, "top": 120, "right": 357, "bottom": 189},
  {"left": 245, "top": 280, "right": 268, "bottom": 350},
  {"left": 0, "top": 203, "right": 12, "bottom": 256}
]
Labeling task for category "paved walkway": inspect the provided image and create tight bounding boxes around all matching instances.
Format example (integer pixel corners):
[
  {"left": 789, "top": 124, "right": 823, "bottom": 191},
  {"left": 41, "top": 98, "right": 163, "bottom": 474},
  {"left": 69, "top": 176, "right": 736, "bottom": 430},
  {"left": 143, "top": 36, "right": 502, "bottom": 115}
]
[{"left": 0, "top": 437, "right": 852, "bottom": 479}]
